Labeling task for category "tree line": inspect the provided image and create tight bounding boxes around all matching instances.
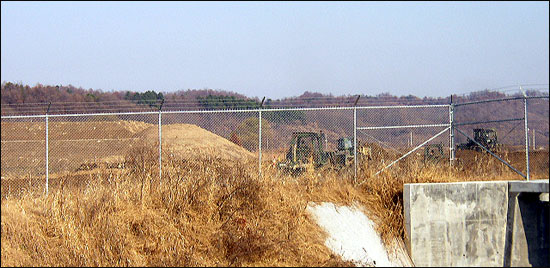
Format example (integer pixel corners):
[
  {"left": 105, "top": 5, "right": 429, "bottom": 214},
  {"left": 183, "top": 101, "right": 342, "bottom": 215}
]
[{"left": 1, "top": 81, "right": 547, "bottom": 116}]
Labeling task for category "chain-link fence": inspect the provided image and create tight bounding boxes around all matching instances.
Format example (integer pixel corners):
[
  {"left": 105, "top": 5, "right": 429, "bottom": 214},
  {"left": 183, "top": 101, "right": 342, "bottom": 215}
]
[
  {"left": 527, "top": 97, "right": 550, "bottom": 178},
  {"left": 1, "top": 92, "right": 548, "bottom": 198},
  {"left": 453, "top": 93, "right": 549, "bottom": 180},
  {"left": 356, "top": 104, "right": 451, "bottom": 179},
  {"left": 260, "top": 107, "right": 355, "bottom": 173},
  {"left": 1, "top": 115, "right": 46, "bottom": 197}
]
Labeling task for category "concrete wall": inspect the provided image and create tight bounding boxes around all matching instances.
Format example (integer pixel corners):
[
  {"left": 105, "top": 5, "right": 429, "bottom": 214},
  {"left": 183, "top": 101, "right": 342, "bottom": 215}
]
[
  {"left": 506, "top": 190, "right": 549, "bottom": 266},
  {"left": 403, "top": 180, "right": 549, "bottom": 267}
]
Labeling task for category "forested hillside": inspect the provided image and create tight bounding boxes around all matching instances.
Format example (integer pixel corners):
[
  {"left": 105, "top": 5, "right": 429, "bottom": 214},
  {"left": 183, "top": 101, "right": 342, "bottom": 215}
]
[
  {"left": 2, "top": 81, "right": 547, "bottom": 114},
  {"left": 1, "top": 81, "right": 548, "bottom": 149}
]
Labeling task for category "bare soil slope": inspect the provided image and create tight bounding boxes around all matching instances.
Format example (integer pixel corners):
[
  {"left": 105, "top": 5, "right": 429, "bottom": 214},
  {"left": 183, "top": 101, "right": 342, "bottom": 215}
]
[
  {"left": 136, "top": 123, "right": 255, "bottom": 162},
  {"left": 1, "top": 121, "right": 253, "bottom": 179}
]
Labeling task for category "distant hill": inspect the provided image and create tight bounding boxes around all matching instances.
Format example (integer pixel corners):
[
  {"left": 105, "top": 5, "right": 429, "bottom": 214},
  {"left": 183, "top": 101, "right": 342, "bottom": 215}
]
[
  {"left": 0, "top": 82, "right": 251, "bottom": 114},
  {"left": 2, "top": 81, "right": 547, "bottom": 113},
  {"left": 1, "top": 82, "right": 548, "bottom": 148}
]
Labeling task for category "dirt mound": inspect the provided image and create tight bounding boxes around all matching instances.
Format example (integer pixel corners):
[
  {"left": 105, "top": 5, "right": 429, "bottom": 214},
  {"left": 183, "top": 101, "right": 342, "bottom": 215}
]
[
  {"left": 135, "top": 123, "right": 255, "bottom": 162},
  {"left": 1, "top": 121, "right": 253, "bottom": 179},
  {"left": 118, "top": 120, "right": 151, "bottom": 135}
]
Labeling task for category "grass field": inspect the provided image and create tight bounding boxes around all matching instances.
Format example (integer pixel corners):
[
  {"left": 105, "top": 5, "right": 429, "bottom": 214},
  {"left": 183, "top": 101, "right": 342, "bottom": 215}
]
[{"left": 1, "top": 120, "right": 548, "bottom": 266}]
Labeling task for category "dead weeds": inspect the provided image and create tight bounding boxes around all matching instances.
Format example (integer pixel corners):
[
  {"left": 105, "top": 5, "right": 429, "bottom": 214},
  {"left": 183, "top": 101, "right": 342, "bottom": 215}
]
[{"left": 1, "top": 145, "right": 535, "bottom": 267}]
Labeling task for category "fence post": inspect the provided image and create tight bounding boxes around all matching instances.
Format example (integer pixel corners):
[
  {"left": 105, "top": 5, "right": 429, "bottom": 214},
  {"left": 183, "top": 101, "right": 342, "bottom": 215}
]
[
  {"left": 532, "top": 129, "right": 535, "bottom": 150},
  {"left": 45, "top": 102, "right": 51, "bottom": 195},
  {"left": 521, "top": 87, "right": 530, "bottom": 181},
  {"left": 259, "top": 97, "right": 265, "bottom": 178},
  {"left": 353, "top": 95, "right": 360, "bottom": 184},
  {"left": 449, "top": 95, "right": 455, "bottom": 166},
  {"left": 158, "top": 99, "right": 164, "bottom": 181}
]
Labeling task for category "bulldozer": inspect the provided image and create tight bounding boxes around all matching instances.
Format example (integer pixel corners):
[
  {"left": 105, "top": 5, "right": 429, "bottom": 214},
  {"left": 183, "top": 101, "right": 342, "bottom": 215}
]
[
  {"left": 276, "top": 131, "right": 355, "bottom": 175},
  {"left": 456, "top": 128, "right": 500, "bottom": 152}
]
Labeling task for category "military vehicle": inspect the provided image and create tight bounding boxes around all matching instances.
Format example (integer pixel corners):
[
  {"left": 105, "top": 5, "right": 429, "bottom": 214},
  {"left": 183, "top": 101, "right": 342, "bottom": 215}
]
[
  {"left": 277, "top": 131, "right": 355, "bottom": 175},
  {"left": 424, "top": 143, "right": 444, "bottom": 163},
  {"left": 456, "top": 128, "right": 500, "bottom": 152}
]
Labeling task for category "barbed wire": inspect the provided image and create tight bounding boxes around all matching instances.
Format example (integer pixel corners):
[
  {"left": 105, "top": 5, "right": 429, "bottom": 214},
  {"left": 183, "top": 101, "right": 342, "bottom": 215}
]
[
  {"left": 453, "top": 84, "right": 548, "bottom": 97},
  {"left": 2, "top": 86, "right": 548, "bottom": 116}
]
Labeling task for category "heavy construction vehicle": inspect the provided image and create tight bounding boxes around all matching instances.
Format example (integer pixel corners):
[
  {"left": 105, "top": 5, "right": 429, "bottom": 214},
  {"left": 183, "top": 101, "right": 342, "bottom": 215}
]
[
  {"left": 456, "top": 128, "right": 500, "bottom": 152},
  {"left": 424, "top": 143, "right": 444, "bottom": 163},
  {"left": 276, "top": 131, "right": 355, "bottom": 174}
]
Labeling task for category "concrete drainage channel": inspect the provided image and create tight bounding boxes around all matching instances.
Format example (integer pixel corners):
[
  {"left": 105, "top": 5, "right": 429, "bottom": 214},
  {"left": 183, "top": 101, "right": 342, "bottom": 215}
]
[
  {"left": 403, "top": 179, "right": 549, "bottom": 267},
  {"left": 307, "top": 202, "right": 414, "bottom": 267}
]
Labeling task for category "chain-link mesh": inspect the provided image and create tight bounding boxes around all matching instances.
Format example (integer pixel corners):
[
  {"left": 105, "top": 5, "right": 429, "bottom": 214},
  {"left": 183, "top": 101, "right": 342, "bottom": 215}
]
[
  {"left": 161, "top": 110, "right": 260, "bottom": 164},
  {"left": 453, "top": 98, "right": 528, "bottom": 179},
  {"left": 526, "top": 97, "right": 549, "bottom": 179},
  {"left": 1, "top": 95, "right": 546, "bottom": 197},
  {"left": 260, "top": 108, "right": 354, "bottom": 175},
  {"left": 47, "top": 113, "right": 159, "bottom": 191},
  {"left": 1, "top": 116, "right": 47, "bottom": 197},
  {"left": 356, "top": 105, "right": 450, "bottom": 177}
]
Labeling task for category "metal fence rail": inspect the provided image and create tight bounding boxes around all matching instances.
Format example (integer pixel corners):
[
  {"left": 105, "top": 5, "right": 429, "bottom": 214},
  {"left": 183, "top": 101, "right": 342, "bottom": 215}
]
[{"left": 1, "top": 91, "right": 548, "bottom": 197}]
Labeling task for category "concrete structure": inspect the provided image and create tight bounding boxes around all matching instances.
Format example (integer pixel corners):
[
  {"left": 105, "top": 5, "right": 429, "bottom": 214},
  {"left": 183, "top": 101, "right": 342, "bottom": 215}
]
[{"left": 403, "top": 180, "right": 549, "bottom": 267}]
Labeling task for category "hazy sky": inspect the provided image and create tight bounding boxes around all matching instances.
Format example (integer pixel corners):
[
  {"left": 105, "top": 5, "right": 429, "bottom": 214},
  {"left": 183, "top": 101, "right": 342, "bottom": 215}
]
[{"left": 1, "top": 1, "right": 548, "bottom": 99}]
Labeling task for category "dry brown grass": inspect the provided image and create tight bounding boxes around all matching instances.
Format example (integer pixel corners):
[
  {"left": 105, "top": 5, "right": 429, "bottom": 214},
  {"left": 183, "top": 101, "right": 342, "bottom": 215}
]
[
  {"left": 353, "top": 149, "right": 543, "bottom": 248},
  {"left": 1, "top": 146, "right": 356, "bottom": 267},
  {"left": 1, "top": 145, "right": 545, "bottom": 267}
]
